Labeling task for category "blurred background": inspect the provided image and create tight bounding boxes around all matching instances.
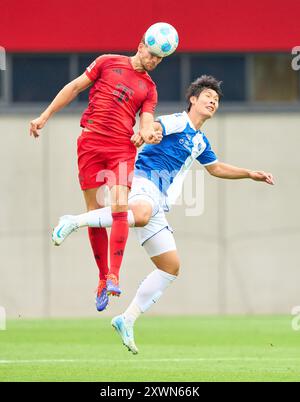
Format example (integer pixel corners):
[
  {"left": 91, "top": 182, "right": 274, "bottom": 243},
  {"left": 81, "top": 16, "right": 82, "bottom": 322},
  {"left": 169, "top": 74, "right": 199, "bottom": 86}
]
[{"left": 0, "top": 0, "right": 299, "bottom": 318}]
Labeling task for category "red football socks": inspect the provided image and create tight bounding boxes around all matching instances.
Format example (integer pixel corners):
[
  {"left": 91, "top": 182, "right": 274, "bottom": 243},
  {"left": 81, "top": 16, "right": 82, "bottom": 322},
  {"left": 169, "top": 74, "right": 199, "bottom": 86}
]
[
  {"left": 88, "top": 227, "right": 109, "bottom": 280},
  {"left": 109, "top": 212, "right": 129, "bottom": 279}
]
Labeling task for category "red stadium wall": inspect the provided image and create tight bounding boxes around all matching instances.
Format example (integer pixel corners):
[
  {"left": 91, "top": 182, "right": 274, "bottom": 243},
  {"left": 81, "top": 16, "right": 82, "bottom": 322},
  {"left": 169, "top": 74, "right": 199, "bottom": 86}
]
[{"left": 1, "top": 0, "right": 299, "bottom": 52}]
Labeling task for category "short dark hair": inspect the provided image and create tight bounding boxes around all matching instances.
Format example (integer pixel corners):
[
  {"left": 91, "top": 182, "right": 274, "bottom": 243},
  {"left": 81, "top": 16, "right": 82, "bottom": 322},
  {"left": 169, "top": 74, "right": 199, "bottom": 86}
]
[{"left": 186, "top": 75, "right": 223, "bottom": 112}]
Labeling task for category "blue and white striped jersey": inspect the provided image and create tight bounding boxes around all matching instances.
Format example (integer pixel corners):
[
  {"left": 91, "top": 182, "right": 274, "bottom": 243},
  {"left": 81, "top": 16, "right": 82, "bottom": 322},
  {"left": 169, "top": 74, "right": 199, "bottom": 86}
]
[{"left": 135, "top": 111, "right": 218, "bottom": 201}]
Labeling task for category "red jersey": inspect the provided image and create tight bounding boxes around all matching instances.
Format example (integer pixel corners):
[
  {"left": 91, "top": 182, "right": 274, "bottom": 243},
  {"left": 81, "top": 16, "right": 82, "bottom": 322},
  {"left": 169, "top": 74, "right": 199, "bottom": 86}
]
[{"left": 80, "top": 55, "right": 158, "bottom": 140}]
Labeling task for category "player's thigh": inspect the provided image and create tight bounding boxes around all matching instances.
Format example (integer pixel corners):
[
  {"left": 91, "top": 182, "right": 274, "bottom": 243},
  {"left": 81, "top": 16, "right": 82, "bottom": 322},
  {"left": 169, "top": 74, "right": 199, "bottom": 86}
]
[
  {"left": 143, "top": 228, "right": 180, "bottom": 276},
  {"left": 77, "top": 131, "right": 108, "bottom": 191},
  {"left": 107, "top": 145, "right": 136, "bottom": 212},
  {"left": 83, "top": 186, "right": 107, "bottom": 211}
]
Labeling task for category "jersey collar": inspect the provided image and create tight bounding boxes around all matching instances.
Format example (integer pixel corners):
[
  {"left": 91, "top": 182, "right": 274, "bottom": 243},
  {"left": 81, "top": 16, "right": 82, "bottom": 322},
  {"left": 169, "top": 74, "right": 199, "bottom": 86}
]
[{"left": 183, "top": 111, "right": 202, "bottom": 133}]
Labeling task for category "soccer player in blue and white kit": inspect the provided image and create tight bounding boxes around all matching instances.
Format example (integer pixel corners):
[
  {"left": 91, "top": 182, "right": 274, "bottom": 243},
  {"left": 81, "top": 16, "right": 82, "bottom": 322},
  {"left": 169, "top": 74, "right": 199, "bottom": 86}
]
[{"left": 52, "top": 75, "right": 274, "bottom": 354}]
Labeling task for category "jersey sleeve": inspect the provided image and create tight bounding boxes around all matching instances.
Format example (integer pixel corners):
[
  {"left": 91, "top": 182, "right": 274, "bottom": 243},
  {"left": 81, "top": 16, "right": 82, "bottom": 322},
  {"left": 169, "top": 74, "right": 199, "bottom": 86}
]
[
  {"left": 156, "top": 113, "right": 187, "bottom": 136},
  {"left": 84, "top": 55, "right": 109, "bottom": 82},
  {"left": 140, "top": 85, "right": 158, "bottom": 115},
  {"left": 197, "top": 135, "right": 218, "bottom": 165}
]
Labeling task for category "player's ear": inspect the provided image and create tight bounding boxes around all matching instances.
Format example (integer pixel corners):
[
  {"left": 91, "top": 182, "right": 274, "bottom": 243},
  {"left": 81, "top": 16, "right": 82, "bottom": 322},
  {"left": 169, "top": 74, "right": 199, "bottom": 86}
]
[
  {"left": 189, "top": 96, "right": 197, "bottom": 106},
  {"left": 138, "top": 42, "right": 145, "bottom": 52}
]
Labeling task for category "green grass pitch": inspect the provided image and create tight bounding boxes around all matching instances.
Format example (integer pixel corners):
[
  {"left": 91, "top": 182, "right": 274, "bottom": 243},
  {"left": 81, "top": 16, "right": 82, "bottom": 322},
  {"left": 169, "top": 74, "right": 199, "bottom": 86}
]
[{"left": 0, "top": 316, "right": 299, "bottom": 382}]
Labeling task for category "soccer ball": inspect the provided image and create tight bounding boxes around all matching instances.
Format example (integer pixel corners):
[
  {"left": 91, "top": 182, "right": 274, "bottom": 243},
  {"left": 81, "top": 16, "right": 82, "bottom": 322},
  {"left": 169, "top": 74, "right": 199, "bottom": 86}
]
[{"left": 145, "top": 22, "right": 179, "bottom": 57}]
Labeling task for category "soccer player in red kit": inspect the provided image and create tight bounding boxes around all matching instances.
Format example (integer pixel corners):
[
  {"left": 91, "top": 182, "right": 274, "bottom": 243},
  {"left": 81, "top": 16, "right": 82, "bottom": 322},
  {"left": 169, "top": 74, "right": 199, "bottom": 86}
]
[{"left": 30, "top": 33, "right": 164, "bottom": 312}]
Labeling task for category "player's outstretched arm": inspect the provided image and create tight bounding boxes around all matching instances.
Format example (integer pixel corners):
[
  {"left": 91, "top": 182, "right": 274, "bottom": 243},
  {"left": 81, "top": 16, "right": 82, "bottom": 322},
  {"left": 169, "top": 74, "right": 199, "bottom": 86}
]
[
  {"left": 29, "top": 73, "right": 93, "bottom": 138},
  {"left": 205, "top": 162, "right": 274, "bottom": 185}
]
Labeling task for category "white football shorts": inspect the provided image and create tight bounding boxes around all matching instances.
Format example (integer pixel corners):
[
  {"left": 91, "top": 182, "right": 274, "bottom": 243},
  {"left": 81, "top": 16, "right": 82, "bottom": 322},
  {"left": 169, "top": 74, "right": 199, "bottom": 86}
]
[{"left": 128, "top": 176, "right": 176, "bottom": 256}]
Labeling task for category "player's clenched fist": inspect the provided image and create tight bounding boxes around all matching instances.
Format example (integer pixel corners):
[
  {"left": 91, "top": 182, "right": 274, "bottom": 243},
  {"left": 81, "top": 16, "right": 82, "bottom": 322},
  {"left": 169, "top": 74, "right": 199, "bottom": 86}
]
[
  {"left": 30, "top": 116, "right": 47, "bottom": 138},
  {"left": 140, "top": 129, "right": 163, "bottom": 145},
  {"left": 131, "top": 133, "right": 144, "bottom": 148}
]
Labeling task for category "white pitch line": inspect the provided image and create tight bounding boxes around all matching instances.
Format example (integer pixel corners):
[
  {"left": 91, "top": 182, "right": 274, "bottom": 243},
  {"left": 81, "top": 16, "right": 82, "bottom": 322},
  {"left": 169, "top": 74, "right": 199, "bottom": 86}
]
[
  {"left": 1, "top": 357, "right": 300, "bottom": 365},
  {"left": 0, "top": 359, "right": 78, "bottom": 364}
]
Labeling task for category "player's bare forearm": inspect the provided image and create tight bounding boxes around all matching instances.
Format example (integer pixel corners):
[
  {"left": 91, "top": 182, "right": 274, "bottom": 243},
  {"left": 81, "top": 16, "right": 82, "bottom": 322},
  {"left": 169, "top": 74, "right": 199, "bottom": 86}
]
[
  {"left": 205, "top": 162, "right": 274, "bottom": 185},
  {"left": 30, "top": 73, "right": 92, "bottom": 137},
  {"left": 44, "top": 74, "right": 92, "bottom": 119},
  {"left": 139, "top": 113, "right": 162, "bottom": 144},
  {"left": 30, "top": 84, "right": 79, "bottom": 138},
  {"left": 206, "top": 162, "right": 251, "bottom": 179},
  {"left": 139, "top": 112, "right": 154, "bottom": 137},
  {"left": 41, "top": 83, "right": 80, "bottom": 119}
]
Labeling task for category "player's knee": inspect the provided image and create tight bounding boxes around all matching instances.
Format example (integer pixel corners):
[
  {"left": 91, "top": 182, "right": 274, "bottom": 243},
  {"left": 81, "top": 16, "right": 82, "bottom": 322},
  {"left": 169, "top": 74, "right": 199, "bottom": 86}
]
[
  {"left": 134, "top": 210, "right": 151, "bottom": 227},
  {"left": 170, "top": 256, "right": 181, "bottom": 276},
  {"left": 160, "top": 265, "right": 180, "bottom": 276},
  {"left": 160, "top": 259, "right": 180, "bottom": 276},
  {"left": 111, "top": 204, "right": 128, "bottom": 213},
  {"left": 170, "top": 262, "right": 180, "bottom": 276},
  {"left": 129, "top": 200, "right": 153, "bottom": 227},
  {"left": 87, "top": 203, "right": 104, "bottom": 211},
  {"left": 84, "top": 193, "right": 104, "bottom": 211},
  {"left": 111, "top": 185, "right": 129, "bottom": 210}
]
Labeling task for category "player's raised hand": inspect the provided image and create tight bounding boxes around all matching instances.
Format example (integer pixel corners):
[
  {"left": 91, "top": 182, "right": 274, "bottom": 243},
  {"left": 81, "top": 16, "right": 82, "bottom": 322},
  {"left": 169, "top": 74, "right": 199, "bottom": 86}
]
[
  {"left": 131, "top": 133, "right": 144, "bottom": 148},
  {"left": 30, "top": 116, "right": 47, "bottom": 138},
  {"left": 249, "top": 170, "right": 275, "bottom": 185}
]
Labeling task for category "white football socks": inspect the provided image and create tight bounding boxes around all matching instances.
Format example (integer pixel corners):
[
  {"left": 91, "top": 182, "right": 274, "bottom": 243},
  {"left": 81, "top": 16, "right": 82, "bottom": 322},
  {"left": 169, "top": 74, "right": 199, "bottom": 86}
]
[
  {"left": 123, "top": 269, "right": 177, "bottom": 325},
  {"left": 75, "top": 207, "right": 135, "bottom": 228}
]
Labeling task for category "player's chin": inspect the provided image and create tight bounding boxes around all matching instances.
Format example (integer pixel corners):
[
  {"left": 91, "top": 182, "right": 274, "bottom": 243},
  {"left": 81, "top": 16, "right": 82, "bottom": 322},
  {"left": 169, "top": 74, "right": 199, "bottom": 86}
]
[
  {"left": 203, "top": 110, "right": 213, "bottom": 119},
  {"left": 144, "top": 63, "right": 157, "bottom": 71}
]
